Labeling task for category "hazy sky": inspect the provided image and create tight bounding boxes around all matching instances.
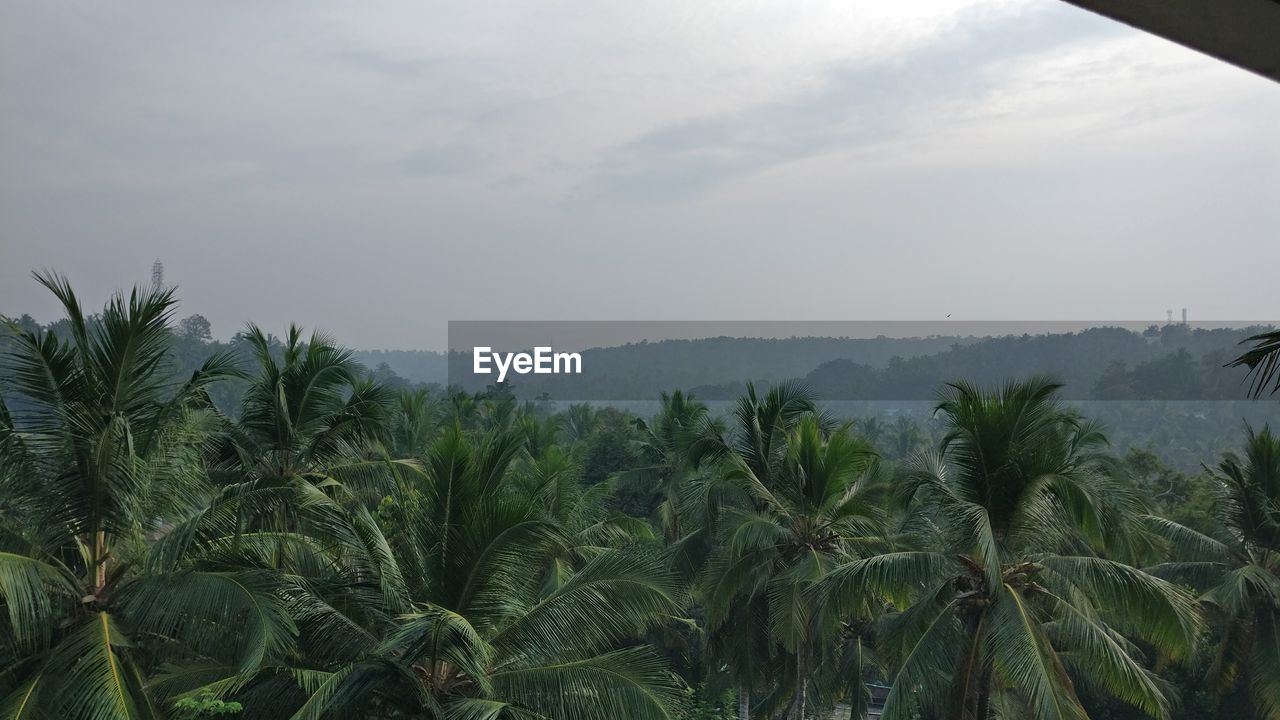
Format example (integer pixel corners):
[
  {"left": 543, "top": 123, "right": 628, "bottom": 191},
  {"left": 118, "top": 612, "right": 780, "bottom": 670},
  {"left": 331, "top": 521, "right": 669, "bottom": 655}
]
[{"left": 2, "top": 0, "right": 1278, "bottom": 349}]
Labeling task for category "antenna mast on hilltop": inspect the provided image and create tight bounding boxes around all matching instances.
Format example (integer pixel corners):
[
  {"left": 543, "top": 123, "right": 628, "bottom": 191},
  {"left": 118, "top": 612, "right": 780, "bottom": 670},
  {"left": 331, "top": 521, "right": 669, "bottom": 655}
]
[{"left": 151, "top": 259, "right": 165, "bottom": 290}]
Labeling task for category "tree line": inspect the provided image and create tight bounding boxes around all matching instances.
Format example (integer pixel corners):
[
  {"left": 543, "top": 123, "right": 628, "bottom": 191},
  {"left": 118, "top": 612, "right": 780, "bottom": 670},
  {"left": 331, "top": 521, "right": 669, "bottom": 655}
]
[
  {"left": 1, "top": 273, "right": 1278, "bottom": 720},
  {"left": 439, "top": 325, "right": 1271, "bottom": 401}
]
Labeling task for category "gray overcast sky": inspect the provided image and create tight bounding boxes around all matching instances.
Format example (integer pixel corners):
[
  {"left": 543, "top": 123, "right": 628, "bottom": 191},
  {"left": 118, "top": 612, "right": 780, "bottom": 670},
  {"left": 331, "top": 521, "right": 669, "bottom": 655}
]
[{"left": 1, "top": 0, "right": 1278, "bottom": 349}]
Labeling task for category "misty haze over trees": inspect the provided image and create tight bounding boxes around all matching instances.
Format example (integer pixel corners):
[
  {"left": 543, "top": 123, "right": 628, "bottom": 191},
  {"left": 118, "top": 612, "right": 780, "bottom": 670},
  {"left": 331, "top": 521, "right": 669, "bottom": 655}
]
[
  {"left": 359, "top": 327, "right": 1272, "bottom": 403},
  {"left": 6, "top": 307, "right": 1275, "bottom": 473}
]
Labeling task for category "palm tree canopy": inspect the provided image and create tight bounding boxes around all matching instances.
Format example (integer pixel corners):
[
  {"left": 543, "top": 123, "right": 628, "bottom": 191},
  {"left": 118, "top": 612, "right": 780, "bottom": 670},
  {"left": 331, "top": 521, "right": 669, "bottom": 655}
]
[
  {"left": 0, "top": 272, "right": 240, "bottom": 720},
  {"left": 1147, "top": 424, "right": 1280, "bottom": 720},
  {"left": 824, "top": 378, "right": 1201, "bottom": 720},
  {"left": 1230, "top": 329, "right": 1280, "bottom": 398}
]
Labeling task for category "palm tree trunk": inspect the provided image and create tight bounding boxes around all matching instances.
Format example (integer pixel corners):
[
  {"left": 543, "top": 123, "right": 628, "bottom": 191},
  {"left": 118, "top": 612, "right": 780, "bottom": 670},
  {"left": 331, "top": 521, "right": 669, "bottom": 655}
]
[
  {"left": 949, "top": 611, "right": 989, "bottom": 720},
  {"left": 793, "top": 644, "right": 808, "bottom": 720},
  {"left": 974, "top": 664, "right": 992, "bottom": 720},
  {"left": 94, "top": 528, "right": 106, "bottom": 593},
  {"left": 737, "top": 683, "right": 750, "bottom": 720}
]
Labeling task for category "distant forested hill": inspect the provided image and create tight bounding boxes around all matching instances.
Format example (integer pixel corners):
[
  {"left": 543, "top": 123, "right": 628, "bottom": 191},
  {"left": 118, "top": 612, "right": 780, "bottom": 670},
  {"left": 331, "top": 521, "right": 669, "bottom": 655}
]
[
  {"left": 448, "top": 335, "right": 981, "bottom": 397},
  {"left": 351, "top": 336, "right": 975, "bottom": 389},
  {"left": 800, "top": 324, "right": 1262, "bottom": 401},
  {"left": 353, "top": 349, "right": 448, "bottom": 385},
  {"left": 3, "top": 310, "right": 1272, "bottom": 403},
  {"left": 445, "top": 324, "right": 1272, "bottom": 401}
]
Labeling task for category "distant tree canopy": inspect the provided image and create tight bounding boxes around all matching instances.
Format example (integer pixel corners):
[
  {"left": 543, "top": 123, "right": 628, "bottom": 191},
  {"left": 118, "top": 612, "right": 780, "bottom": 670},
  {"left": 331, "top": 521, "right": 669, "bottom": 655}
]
[
  {"left": 437, "top": 325, "right": 1271, "bottom": 402},
  {"left": 177, "top": 313, "right": 214, "bottom": 341}
]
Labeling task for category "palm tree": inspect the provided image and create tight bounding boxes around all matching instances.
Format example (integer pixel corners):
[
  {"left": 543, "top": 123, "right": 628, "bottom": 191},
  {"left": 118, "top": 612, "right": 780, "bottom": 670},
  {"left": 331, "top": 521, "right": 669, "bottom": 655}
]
[
  {"left": 514, "top": 405, "right": 560, "bottom": 459},
  {"left": 726, "top": 382, "right": 823, "bottom": 486},
  {"left": 511, "top": 443, "right": 657, "bottom": 594},
  {"left": 626, "top": 391, "right": 723, "bottom": 541},
  {"left": 1229, "top": 329, "right": 1280, "bottom": 398},
  {"left": 0, "top": 272, "right": 243, "bottom": 719},
  {"left": 703, "top": 415, "right": 884, "bottom": 720},
  {"left": 1146, "top": 425, "right": 1280, "bottom": 720},
  {"left": 887, "top": 415, "right": 924, "bottom": 460},
  {"left": 216, "top": 323, "right": 402, "bottom": 499},
  {"left": 559, "top": 403, "right": 599, "bottom": 447},
  {"left": 822, "top": 378, "right": 1202, "bottom": 720},
  {"left": 853, "top": 417, "right": 885, "bottom": 448},
  {"left": 691, "top": 381, "right": 890, "bottom": 717},
  {"left": 262, "top": 426, "right": 689, "bottom": 720},
  {"left": 193, "top": 324, "right": 419, "bottom": 622},
  {"left": 677, "top": 382, "right": 822, "bottom": 720},
  {"left": 388, "top": 387, "right": 442, "bottom": 458}
]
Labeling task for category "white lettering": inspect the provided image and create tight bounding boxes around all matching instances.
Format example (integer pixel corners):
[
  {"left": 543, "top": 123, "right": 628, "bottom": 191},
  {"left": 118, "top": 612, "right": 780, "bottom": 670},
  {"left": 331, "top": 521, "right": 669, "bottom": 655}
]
[
  {"left": 554, "top": 351, "right": 581, "bottom": 374},
  {"left": 495, "top": 351, "right": 514, "bottom": 382},
  {"left": 473, "top": 346, "right": 582, "bottom": 382},
  {"left": 534, "top": 346, "right": 552, "bottom": 373}
]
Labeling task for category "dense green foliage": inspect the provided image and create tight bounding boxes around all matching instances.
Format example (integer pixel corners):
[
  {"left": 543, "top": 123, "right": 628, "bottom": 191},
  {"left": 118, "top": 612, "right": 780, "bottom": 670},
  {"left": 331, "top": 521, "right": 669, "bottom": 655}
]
[{"left": 2, "top": 276, "right": 1278, "bottom": 720}]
